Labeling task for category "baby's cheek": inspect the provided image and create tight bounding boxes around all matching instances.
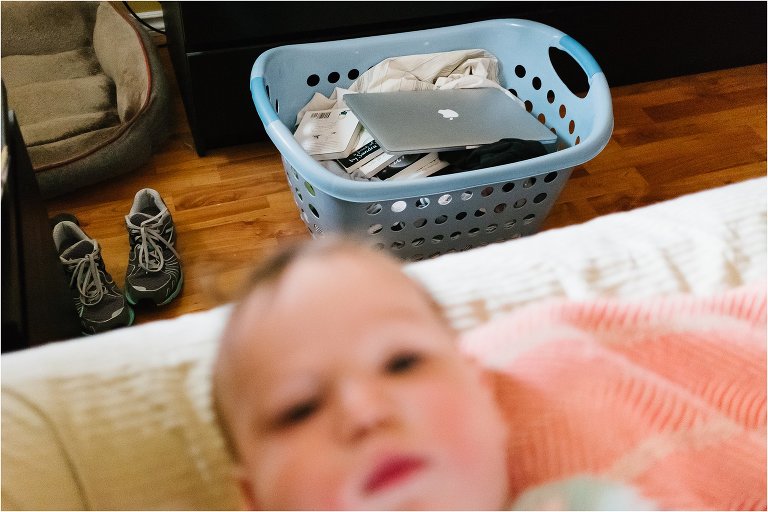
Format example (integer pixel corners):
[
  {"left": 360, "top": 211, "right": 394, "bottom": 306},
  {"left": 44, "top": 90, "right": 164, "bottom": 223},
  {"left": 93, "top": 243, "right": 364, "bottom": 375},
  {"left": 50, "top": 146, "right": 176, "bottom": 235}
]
[
  {"left": 257, "top": 441, "right": 347, "bottom": 510},
  {"left": 421, "top": 378, "right": 504, "bottom": 461}
]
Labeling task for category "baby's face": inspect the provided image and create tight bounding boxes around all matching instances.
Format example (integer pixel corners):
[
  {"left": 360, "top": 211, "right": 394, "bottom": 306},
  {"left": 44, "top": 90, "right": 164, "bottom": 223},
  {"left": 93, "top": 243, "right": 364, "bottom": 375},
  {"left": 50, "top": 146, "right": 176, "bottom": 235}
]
[{"left": 219, "top": 249, "right": 509, "bottom": 510}]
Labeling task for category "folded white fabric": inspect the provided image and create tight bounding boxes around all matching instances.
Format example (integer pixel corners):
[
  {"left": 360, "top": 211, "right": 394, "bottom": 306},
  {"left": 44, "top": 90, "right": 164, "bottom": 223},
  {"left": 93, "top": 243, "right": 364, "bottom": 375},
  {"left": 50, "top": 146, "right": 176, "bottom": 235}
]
[{"left": 295, "top": 49, "right": 521, "bottom": 127}]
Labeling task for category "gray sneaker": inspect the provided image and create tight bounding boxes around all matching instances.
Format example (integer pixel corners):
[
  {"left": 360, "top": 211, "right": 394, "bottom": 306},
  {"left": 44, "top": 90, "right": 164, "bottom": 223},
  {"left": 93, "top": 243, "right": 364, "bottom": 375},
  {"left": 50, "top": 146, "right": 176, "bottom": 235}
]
[
  {"left": 53, "top": 218, "right": 134, "bottom": 334},
  {"left": 124, "top": 188, "right": 183, "bottom": 306}
]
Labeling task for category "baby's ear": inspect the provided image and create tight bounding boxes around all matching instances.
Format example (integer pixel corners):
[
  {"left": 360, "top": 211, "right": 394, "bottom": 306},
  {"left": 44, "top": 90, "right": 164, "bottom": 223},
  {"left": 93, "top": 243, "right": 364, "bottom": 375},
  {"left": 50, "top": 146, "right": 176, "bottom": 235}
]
[{"left": 233, "top": 465, "right": 260, "bottom": 511}]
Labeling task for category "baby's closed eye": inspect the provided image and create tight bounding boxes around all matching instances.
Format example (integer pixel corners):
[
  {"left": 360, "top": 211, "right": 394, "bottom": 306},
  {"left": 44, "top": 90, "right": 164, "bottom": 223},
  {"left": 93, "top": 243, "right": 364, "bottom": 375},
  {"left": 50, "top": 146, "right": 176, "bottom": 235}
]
[
  {"left": 385, "top": 351, "right": 424, "bottom": 374},
  {"left": 274, "top": 398, "right": 321, "bottom": 428}
]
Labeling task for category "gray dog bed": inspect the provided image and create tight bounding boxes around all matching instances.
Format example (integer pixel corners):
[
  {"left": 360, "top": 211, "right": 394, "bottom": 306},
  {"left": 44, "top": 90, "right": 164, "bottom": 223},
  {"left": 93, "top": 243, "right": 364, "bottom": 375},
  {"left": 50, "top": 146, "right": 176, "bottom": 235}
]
[{"left": 1, "top": 1, "right": 170, "bottom": 198}]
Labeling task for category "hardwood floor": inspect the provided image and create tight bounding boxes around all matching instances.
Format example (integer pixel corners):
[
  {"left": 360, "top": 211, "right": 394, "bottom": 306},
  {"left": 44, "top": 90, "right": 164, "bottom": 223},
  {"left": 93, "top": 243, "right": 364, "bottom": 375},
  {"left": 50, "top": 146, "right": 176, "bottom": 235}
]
[{"left": 44, "top": 54, "right": 767, "bottom": 326}]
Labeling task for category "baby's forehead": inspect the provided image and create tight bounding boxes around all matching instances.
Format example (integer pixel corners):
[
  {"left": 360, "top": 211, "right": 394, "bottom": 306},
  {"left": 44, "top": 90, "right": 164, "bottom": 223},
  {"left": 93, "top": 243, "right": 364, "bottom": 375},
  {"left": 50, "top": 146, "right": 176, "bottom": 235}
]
[{"left": 220, "top": 245, "right": 446, "bottom": 361}]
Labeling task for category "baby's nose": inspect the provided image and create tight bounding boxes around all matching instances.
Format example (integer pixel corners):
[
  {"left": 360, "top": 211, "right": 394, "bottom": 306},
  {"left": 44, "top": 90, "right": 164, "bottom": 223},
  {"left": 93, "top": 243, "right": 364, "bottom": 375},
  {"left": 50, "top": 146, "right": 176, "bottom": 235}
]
[{"left": 334, "top": 379, "right": 394, "bottom": 442}]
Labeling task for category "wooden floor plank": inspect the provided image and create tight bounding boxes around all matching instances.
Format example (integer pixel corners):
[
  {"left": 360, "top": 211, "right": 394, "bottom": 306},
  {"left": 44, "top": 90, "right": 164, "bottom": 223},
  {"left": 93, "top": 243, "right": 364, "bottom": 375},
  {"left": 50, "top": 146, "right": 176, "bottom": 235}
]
[{"left": 44, "top": 54, "right": 767, "bottom": 326}]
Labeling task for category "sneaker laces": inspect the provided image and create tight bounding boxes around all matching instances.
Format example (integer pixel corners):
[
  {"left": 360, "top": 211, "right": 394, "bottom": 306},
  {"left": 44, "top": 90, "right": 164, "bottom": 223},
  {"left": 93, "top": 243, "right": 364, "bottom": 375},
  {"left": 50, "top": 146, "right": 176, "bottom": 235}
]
[
  {"left": 125, "top": 209, "right": 180, "bottom": 272},
  {"left": 63, "top": 243, "right": 107, "bottom": 306}
]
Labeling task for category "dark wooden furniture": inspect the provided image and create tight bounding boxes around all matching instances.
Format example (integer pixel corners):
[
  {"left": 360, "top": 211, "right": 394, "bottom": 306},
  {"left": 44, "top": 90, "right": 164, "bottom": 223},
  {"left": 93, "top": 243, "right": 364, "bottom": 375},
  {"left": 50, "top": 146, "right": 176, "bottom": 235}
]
[
  {"left": 162, "top": 1, "right": 765, "bottom": 155},
  {"left": 2, "top": 90, "right": 81, "bottom": 353}
]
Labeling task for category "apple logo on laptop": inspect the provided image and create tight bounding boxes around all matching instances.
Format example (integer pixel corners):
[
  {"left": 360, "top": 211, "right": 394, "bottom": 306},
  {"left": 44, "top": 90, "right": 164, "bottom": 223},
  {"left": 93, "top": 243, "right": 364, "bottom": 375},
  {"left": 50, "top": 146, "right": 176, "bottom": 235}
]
[{"left": 438, "top": 108, "right": 459, "bottom": 120}]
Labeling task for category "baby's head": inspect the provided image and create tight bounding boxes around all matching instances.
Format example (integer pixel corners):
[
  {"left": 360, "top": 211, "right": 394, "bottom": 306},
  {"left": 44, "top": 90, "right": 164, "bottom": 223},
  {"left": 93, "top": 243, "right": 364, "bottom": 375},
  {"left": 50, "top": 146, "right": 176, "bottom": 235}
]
[{"left": 213, "top": 239, "right": 509, "bottom": 510}]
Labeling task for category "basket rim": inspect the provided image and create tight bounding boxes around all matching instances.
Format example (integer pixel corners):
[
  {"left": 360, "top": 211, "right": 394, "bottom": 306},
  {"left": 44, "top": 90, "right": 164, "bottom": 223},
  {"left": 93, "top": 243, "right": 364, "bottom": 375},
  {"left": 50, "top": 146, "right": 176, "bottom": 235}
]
[{"left": 251, "top": 18, "right": 613, "bottom": 203}]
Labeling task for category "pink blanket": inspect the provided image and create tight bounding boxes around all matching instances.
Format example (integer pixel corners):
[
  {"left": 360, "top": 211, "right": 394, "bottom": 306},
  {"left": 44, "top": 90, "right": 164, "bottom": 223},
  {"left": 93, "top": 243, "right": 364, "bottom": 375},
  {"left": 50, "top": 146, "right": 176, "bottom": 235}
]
[{"left": 462, "top": 284, "right": 766, "bottom": 510}]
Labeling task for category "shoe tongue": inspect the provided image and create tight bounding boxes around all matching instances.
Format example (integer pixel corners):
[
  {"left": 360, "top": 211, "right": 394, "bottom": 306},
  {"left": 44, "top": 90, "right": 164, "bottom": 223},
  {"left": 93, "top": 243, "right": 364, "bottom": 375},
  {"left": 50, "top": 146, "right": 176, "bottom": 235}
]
[
  {"left": 61, "top": 239, "right": 95, "bottom": 260},
  {"left": 129, "top": 212, "right": 155, "bottom": 225}
]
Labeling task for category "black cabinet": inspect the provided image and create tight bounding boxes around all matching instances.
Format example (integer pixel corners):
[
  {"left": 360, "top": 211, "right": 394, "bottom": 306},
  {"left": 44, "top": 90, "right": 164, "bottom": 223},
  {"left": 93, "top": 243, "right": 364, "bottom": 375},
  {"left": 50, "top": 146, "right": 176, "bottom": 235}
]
[
  {"left": 1, "top": 93, "right": 81, "bottom": 352},
  {"left": 162, "top": 1, "right": 766, "bottom": 155}
]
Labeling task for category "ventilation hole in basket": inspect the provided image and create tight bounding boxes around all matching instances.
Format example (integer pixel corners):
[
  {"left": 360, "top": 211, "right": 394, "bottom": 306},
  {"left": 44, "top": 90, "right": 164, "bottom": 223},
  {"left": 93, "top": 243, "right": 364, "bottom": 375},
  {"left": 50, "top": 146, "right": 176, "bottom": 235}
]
[
  {"left": 547, "top": 90, "right": 555, "bottom": 103},
  {"left": 438, "top": 194, "right": 452, "bottom": 205},
  {"left": 368, "top": 224, "right": 383, "bottom": 235},
  {"left": 513, "top": 198, "right": 527, "bottom": 208},
  {"left": 486, "top": 224, "right": 498, "bottom": 233},
  {"left": 265, "top": 85, "right": 270, "bottom": 99},
  {"left": 549, "top": 47, "right": 590, "bottom": 98},
  {"left": 538, "top": 113, "right": 546, "bottom": 124},
  {"left": 569, "top": 120, "right": 576, "bottom": 134},
  {"left": 414, "top": 218, "right": 428, "bottom": 228},
  {"left": 295, "top": 189, "right": 303, "bottom": 202},
  {"left": 534, "top": 193, "right": 548, "bottom": 203},
  {"left": 515, "top": 65, "right": 526, "bottom": 78},
  {"left": 412, "top": 238, "right": 425, "bottom": 247},
  {"left": 429, "top": 252, "right": 441, "bottom": 259},
  {"left": 474, "top": 208, "right": 486, "bottom": 217},
  {"left": 456, "top": 211, "right": 467, "bottom": 221},
  {"left": 432, "top": 235, "right": 444, "bottom": 244},
  {"left": 391, "top": 240, "right": 405, "bottom": 250},
  {"left": 308, "top": 204, "right": 320, "bottom": 218},
  {"left": 461, "top": 191, "right": 473, "bottom": 201},
  {"left": 505, "top": 220, "right": 517, "bottom": 229},
  {"left": 544, "top": 172, "right": 558, "bottom": 183},
  {"left": 391, "top": 200, "right": 407, "bottom": 213},
  {"left": 494, "top": 203, "right": 507, "bottom": 214},
  {"left": 412, "top": 254, "right": 425, "bottom": 262},
  {"left": 348, "top": 69, "right": 360, "bottom": 80},
  {"left": 304, "top": 181, "right": 316, "bottom": 196},
  {"left": 575, "top": 136, "right": 581, "bottom": 145},
  {"left": 307, "top": 74, "right": 320, "bottom": 87},
  {"left": 274, "top": 99, "right": 279, "bottom": 113},
  {"left": 550, "top": 127, "right": 557, "bottom": 134},
  {"left": 450, "top": 231, "right": 461, "bottom": 240},
  {"left": 435, "top": 215, "right": 448, "bottom": 225},
  {"left": 468, "top": 228, "right": 480, "bottom": 237},
  {"left": 524, "top": 100, "right": 533, "bottom": 113},
  {"left": 524, "top": 214, "right": 536, "bottom": 224},
  {"left": 328, "top": 71, "right": 340, "bottom": 84},
  {"left": 481, "top": 186, "right": 494, "bottom": 197},
  {"left": 509, "top": 88, "right": 518, "bottom": 97},
  {"left": 415, "top": 197, "right": 430, "bottom": 209},
  {"left": 366, "top": 203, "right": 382, "bottom": 215},
  {"left": 502, "top": 182, "right": 515, "bottom": 192},
  {"left": 373, "top": 243, "right": 385, "bottom": 251},
  {"left": 559, "top": 104, "right": 567, "bottom": 119},
  {"left": 293, "top": 170, "right": 299, "bottom": 181},
  {"left": 391, "top": 221, "right": 405, "bottom": 232},
  {"left": 523, "top": 177, "right": 536, "bottom": 188},
  {"left": 532, "top": 76, "right": 542, "bottom": 90}
]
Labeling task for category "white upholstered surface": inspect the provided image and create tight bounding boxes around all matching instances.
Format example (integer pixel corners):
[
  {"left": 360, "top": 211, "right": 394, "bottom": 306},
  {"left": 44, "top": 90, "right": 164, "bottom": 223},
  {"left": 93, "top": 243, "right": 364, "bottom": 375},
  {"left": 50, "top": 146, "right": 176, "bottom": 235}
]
[{"left": 2, "top": 178, "right": 765, "bottom": 510}]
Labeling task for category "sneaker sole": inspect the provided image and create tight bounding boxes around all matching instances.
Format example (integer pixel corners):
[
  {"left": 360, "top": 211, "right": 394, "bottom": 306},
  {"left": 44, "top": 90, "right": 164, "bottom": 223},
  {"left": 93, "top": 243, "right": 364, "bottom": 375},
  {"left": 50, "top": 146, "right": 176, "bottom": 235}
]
[
  {"left": 80, "top": 304, "right": 135, "bottom": 336},
  {"left": 125, "top": 273, "right": 184, "bottom": 307}
]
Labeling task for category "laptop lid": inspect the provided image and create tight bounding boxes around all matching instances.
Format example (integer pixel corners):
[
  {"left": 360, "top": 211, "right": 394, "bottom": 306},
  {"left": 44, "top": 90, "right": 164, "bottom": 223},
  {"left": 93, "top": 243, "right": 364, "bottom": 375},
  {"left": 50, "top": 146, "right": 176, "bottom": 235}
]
[{"left": 344, "top": 88, "right": 557, "bottom": 155}]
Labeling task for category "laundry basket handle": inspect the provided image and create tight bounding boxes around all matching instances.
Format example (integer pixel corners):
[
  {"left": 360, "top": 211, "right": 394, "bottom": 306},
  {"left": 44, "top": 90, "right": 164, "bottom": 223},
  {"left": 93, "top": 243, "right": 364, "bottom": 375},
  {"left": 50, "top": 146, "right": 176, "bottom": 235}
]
[{"left": 558, "top": 35, "right": 602, "bottom": 80}]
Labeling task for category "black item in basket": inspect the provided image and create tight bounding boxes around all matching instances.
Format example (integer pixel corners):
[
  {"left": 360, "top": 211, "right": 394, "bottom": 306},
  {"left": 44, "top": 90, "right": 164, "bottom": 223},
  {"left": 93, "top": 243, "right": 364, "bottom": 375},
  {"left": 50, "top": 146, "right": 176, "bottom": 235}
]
[{"left": 437, "top": 138, "right": 548, "bottom": 174}]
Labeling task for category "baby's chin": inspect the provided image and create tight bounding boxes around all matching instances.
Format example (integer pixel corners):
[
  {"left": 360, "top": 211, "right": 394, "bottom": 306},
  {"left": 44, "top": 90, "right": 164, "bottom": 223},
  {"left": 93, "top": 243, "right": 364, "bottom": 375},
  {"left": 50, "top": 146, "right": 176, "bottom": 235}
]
[{"left": 335, "top": 480, "right": 506, "bottom": 511}]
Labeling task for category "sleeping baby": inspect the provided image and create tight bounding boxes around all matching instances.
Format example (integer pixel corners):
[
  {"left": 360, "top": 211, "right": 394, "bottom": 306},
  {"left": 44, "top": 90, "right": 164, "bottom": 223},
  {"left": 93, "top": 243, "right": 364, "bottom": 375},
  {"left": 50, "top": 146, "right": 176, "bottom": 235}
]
[{"left": 212, "top": 239, "right": 766, "bottom": 510}]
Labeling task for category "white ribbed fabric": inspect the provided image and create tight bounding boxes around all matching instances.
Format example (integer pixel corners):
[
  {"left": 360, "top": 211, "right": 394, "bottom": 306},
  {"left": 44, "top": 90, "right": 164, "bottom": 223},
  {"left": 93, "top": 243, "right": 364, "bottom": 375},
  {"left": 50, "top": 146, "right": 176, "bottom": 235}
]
[
  {"left": 2, "top": 178, "right": 765, "bottom": 510},
  {"left": 407, "top": 177, "right": 767, "bottom": 330}
]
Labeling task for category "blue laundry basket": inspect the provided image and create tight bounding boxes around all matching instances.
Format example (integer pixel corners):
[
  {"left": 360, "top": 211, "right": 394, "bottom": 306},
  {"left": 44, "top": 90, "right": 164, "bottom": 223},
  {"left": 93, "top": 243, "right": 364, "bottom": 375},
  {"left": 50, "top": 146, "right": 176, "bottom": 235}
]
[{"left": 251, "top": 19, "right": 613, "bottom": 261}]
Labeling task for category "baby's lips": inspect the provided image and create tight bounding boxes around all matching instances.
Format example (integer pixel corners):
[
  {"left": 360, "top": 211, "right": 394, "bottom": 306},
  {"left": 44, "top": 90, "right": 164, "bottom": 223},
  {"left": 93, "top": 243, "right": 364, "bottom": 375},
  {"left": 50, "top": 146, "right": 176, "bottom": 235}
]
[{"left": 363, "top": 455, "right": 427, "bottom": 495}]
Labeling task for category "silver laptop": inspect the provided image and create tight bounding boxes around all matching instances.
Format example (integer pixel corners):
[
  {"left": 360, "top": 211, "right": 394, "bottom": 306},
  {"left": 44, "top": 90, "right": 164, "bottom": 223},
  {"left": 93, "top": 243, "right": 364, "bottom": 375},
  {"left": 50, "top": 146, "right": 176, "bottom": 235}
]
[{"left": 344, "top": 88, "right": 557, "bottom": 155}]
